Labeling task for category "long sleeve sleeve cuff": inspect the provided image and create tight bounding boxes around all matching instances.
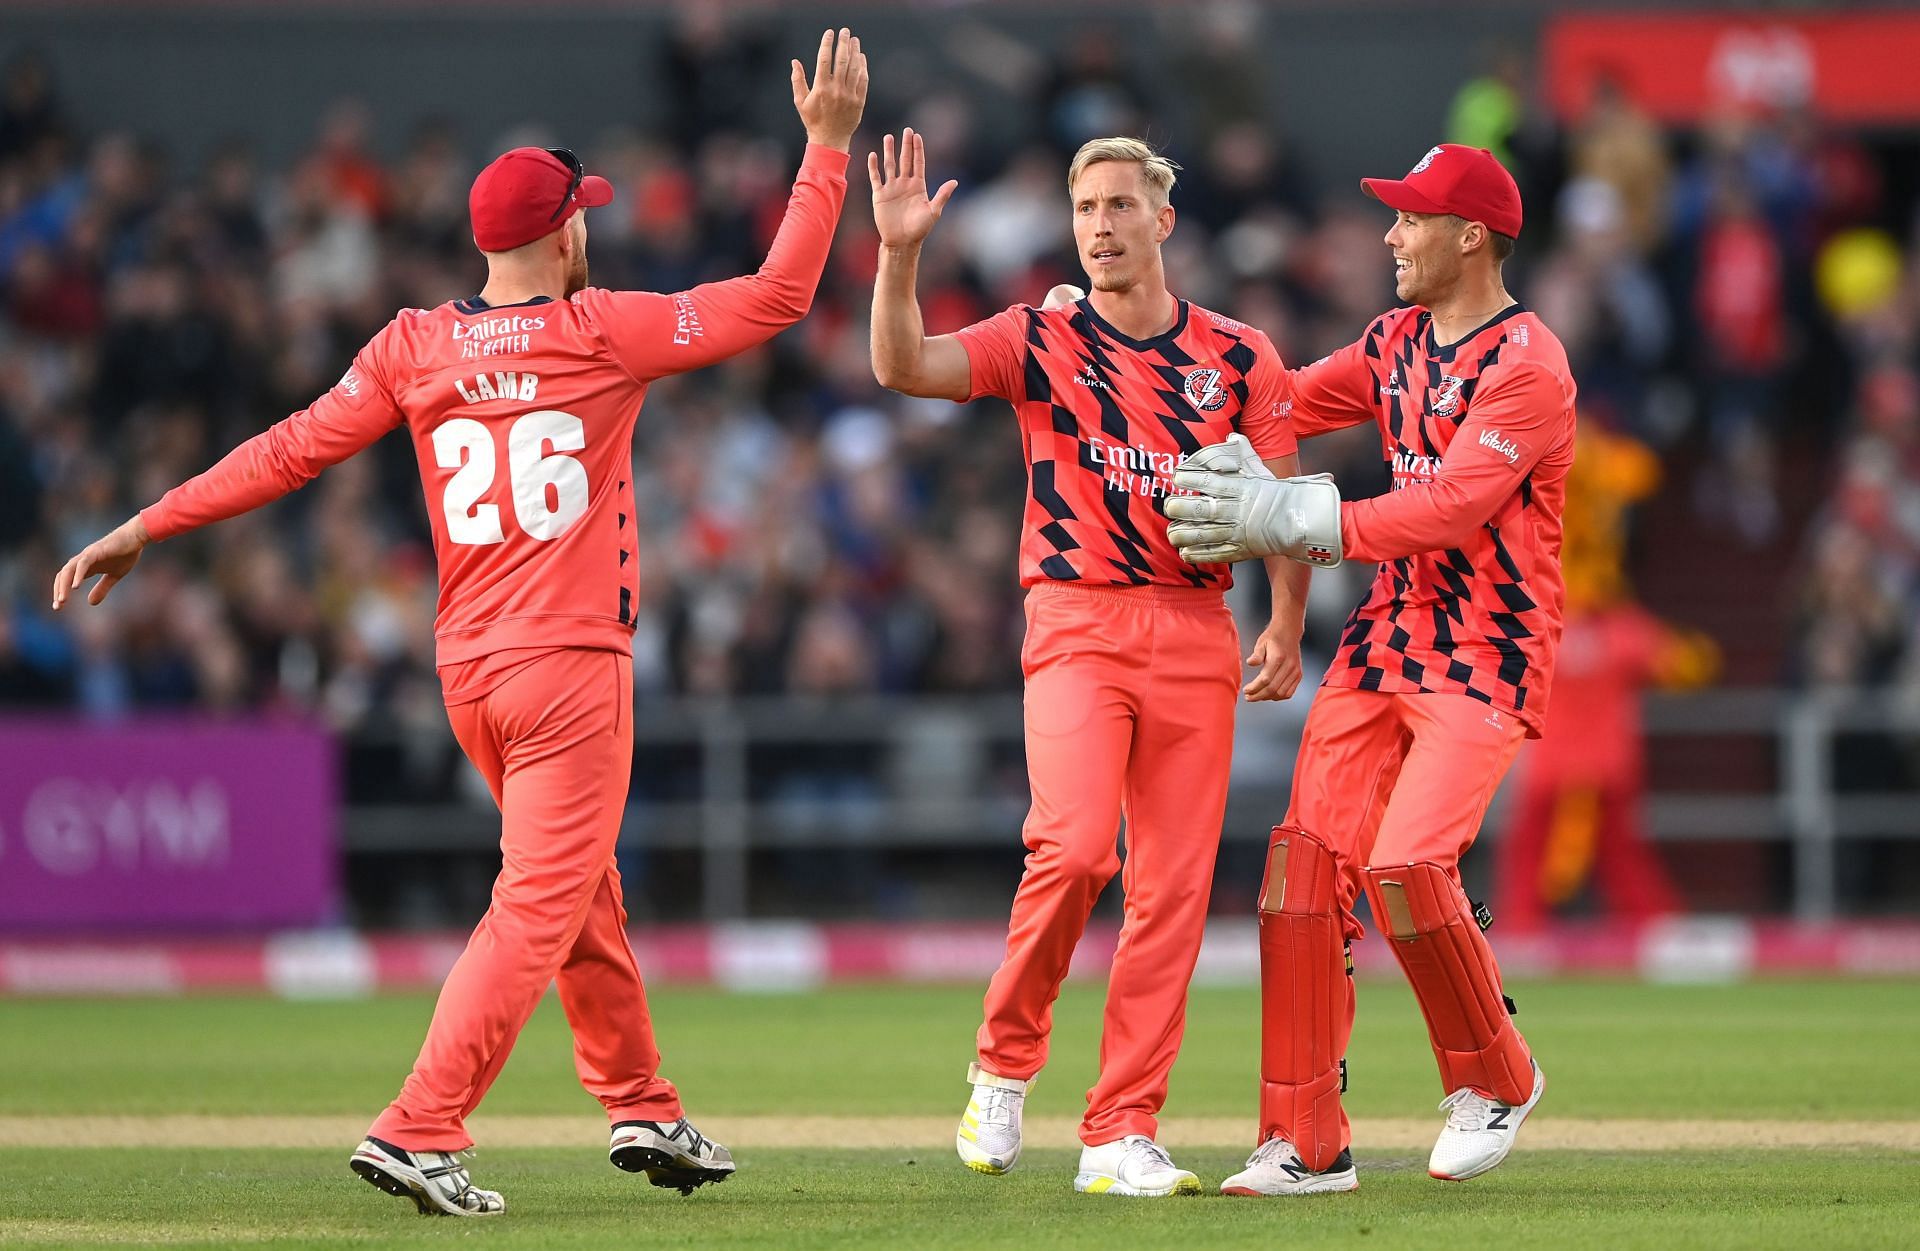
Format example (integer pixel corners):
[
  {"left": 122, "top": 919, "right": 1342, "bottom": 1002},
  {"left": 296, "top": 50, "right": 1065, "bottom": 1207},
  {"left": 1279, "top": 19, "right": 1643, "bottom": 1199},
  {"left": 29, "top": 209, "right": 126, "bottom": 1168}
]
[{"left": 802, "top": 143, "right": 852, "bottom": 177}]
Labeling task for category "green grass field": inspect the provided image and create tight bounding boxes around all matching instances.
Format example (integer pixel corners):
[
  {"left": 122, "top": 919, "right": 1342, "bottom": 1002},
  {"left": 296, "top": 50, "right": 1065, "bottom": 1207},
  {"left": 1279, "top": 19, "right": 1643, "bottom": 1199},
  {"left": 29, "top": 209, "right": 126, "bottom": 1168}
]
[{"left": 2, "top": 980, "right": 1917, "bottom": 1248}]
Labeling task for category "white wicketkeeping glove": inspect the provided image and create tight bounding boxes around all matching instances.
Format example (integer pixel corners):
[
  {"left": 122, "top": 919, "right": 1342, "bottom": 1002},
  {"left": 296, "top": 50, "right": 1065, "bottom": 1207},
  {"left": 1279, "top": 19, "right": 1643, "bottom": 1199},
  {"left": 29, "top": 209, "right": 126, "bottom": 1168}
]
[{"left": 1165, "top": 434, "right": 1344, "bottom": 567}]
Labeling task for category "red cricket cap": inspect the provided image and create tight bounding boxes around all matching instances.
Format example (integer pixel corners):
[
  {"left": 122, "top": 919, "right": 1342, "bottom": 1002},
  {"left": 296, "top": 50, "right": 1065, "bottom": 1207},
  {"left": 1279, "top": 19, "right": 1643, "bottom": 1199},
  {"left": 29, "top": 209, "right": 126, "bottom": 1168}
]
[
  {"left": 1361, "top": 143, "right": 1523, "bottom": 239},
  {"left": 469, "top": 146, "right": 614, "bottom": 253}
]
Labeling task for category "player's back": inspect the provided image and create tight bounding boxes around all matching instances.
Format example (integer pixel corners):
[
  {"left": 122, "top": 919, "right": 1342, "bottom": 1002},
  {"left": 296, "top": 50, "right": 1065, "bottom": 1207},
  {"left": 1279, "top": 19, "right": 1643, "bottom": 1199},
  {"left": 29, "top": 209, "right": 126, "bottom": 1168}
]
[
  {"left": 375, "top": 291, "right": 652, "bottom": 666},
  {"left": 137, "top": 142, "right": 851, "bottom": 673}
]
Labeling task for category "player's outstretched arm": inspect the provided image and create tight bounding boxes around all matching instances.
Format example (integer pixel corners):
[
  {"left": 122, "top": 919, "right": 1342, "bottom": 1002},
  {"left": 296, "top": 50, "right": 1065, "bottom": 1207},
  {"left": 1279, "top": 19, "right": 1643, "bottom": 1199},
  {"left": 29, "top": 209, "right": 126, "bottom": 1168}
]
[
  {"left": 52, "top": 336, "right": 406, "bottom": 609},
  {"left": 51, "top": 514, "right": 149, "bottom": 610},
  {"left": 1339, "top": 361, "right": 1569, "bottom": 562},
  {"left": 869, "top": 127, "right": 969, "bottom": 400},
  {"left": 592, "top": 29, "right": 865, "bottom": 381}
]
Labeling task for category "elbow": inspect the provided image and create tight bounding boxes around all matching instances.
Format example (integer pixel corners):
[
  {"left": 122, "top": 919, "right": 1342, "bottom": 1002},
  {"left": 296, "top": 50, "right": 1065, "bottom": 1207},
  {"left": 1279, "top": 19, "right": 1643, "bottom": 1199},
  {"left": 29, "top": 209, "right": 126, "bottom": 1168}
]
[
  {"left": 869, "top": 345, "right": 916, "bottom": 394},
  {"left": 773, "top": 284, "right": 814, "bottom": 325},
  {"left": 1429, "top": 514, "right": 1491, "bottom": 554},
  {"left": 744, "top": 269, "right": 816, "bottom": 327}
]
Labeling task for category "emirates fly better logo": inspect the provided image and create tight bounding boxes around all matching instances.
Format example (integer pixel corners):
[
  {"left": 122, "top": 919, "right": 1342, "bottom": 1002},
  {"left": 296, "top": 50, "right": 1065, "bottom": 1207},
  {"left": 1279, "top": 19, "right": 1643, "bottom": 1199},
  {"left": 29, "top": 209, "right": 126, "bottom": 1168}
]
[{"left": 1182, "top": 368, "right": 1228, "bottom": 412}]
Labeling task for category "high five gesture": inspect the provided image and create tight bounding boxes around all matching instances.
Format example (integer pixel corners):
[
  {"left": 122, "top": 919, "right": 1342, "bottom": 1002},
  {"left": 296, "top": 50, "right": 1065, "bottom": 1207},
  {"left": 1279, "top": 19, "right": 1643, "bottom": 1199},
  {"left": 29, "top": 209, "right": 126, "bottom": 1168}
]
[
  {"left": 870, "top": 127, "right": 958, "bottom": 250},
  {"left": 792, "top": 27, "right": 868, "bottom": 152}
]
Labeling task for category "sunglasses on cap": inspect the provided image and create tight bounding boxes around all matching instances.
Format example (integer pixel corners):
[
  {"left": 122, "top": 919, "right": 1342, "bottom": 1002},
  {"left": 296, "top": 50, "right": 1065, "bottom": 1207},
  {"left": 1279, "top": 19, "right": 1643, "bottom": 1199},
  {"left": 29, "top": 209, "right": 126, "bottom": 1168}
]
[{"left": 546, "top": 147, "right": 584, "bottom": 223}]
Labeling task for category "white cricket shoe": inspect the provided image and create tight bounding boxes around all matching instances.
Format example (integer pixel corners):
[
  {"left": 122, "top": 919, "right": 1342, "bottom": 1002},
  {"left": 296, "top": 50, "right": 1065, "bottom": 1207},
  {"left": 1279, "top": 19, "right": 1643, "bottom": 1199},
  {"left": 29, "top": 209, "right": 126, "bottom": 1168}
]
[
  {"left": 1220, "top": 1137, "right": 1358, "bottom": 1196},
  {"left": 609, "top": 1117, "right": 736, "bottom": 1194},
  {"left": 956, "top": 1063, "right": 1029, "bottom": 1175},
  {"left": 1074, "top": 1135, "right": 1201, "bottom": 1197},
  {"left": 1428, "top": 1060, "right": 1546, "bottom": 1181},
  {"left": 349, "top": 1136, "right": 505, "bottom": 1216}
]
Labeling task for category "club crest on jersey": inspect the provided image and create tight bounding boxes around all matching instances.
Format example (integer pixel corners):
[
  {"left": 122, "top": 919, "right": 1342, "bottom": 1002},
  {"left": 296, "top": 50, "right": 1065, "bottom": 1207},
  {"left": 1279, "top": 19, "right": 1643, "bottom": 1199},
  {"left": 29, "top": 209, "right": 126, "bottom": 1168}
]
[
  {"left": 1183, "top": 368, "right": 1228, "bottom": 412},
  {"left": 1430, "top": 373, "right": 1467, "bottom": 418},
  {"left": 1411, "top": 145, "right": 1444, "bottom": 174}
]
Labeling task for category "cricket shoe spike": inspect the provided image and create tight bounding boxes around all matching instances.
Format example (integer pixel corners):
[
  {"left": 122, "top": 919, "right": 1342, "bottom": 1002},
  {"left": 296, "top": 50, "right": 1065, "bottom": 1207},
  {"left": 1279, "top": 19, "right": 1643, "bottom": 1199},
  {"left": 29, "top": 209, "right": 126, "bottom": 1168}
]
[
  {"left": 610, "top": 1117, "right": 737, "bottom": 1194},
  {"left": 956, "top": 1063, "right": 1029, "bottom": 1175},
  {"left": 1220, "top": 1137, "right": 1358, "bottom": 1196},
  {"left": 349, "top": 1136, "right": 505, "bottom": 1216},
  {"left": 1073, "top": 1136, "right": 1201, "bottom": 1197},
  {"left": 1429, "top": 1060, "right": 1546, "bottom": 1181}
]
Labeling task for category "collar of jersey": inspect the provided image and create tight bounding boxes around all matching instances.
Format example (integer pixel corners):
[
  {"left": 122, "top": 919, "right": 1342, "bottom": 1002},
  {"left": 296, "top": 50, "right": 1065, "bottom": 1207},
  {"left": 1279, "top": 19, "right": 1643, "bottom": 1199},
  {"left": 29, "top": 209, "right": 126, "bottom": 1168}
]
[
  {"left": 1076, "top": 296, "right": 1189, "bottom": 352},
  {"left": 1421, "top": 301, "right": 1526, "bottom": 361},
  {"left": 454, "top": 294, "right": 557, "bottom": 315}
]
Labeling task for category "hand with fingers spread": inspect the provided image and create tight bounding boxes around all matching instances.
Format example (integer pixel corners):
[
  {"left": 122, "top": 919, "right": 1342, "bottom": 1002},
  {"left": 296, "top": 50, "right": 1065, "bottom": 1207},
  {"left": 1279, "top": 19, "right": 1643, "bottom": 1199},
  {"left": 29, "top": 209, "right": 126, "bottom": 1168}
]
[
  {"left": 869, "top": 127, "right": 958, "bottom": 251},
  {"left": 51, "top": 514, "right": 151, "bottom": 611},
  {"left": 1165, "top": 433, "right": 1346, "bottom": 567},
  {"left": 792, "top": 27, "right": 868, "bottom": 152}
]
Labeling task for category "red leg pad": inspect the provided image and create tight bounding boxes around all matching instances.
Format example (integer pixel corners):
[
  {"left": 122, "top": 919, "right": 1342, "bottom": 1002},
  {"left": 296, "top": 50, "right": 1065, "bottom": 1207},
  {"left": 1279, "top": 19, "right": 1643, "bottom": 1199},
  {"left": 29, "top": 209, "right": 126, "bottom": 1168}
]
[
  {"left": 1256, "top": 827, "right": 1353, "bottom": 1171},
  {"left": 1361, "top": 860, "right": 1533, "bottom": 1105}
]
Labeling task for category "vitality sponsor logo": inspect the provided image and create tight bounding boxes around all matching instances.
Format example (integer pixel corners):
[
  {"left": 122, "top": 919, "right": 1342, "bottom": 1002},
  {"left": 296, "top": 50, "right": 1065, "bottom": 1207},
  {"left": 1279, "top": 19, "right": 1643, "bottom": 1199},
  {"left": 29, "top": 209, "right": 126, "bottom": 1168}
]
[
  {"left": 1183, "top": 367, "right": 1228, "bottom": 412},
  {"left": 1410, "top": 144, "right": 1444, "bottom": 174},
  {"left": 1478, "top": 429, "right": 1521, "bottom": 464},
  {"left": 336, "top": 367, "right": 361, "bottom": 398}
]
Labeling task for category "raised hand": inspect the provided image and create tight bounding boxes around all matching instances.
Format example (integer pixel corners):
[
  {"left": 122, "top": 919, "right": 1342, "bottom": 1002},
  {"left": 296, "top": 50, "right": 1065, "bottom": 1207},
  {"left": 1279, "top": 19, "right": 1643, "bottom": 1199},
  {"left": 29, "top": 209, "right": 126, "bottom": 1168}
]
[
  {"left": 51, "top": 515, "right": 150, "bottom": 610},
  {"left": 792, "top": 27, "right": 869, "bottom": 152},
  {"left": 869, "top": 128, "right": 958, "bottom": 250}
]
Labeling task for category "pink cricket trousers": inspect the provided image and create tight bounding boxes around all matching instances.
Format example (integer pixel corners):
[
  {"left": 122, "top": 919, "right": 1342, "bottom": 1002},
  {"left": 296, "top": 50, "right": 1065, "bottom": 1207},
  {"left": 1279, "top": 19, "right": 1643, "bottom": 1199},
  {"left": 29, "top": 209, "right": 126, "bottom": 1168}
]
[
  {"left": 977, "top": 581, "right": 1241, "bottom": 1146},
  {"left": 367, "top": 646, "right": 682, "bottom": 1151}
]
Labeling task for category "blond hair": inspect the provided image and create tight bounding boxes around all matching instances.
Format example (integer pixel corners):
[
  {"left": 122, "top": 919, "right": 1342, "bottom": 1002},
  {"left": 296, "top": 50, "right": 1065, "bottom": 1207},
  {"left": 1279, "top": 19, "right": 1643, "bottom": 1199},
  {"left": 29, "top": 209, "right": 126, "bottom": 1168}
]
[{"left": 1067, "top": 137, "right": 1181, "bottom": 208}]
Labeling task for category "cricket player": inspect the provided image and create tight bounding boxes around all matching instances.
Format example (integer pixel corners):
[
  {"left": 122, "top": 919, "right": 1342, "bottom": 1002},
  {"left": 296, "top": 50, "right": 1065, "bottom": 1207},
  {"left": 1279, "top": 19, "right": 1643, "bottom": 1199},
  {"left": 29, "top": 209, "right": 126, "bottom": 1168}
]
[
  {"left": 51, "top": 29, "right": 868, "bottom": 1216},
  {"left": 869, "top": 131, "right": 1308, "bottom": 1196},
  {"left": 1159, "top": 143, "right": 1572, "bottom": 1194}
]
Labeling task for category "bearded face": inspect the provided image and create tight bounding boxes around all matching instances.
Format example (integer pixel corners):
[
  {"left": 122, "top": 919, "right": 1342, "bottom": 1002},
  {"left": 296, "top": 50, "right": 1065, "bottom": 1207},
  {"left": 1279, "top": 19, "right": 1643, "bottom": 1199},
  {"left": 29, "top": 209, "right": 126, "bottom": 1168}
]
[{"left": 564, "top": 213, "right": 590, "bottom": 297}]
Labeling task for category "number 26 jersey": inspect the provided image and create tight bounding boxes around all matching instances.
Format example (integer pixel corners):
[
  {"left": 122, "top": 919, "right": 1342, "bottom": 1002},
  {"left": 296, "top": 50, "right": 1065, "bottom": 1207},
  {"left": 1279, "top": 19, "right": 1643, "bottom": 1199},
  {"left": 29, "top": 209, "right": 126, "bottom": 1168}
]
[{"left": 138, "top": 144, "right": 851, "bottom": 673}]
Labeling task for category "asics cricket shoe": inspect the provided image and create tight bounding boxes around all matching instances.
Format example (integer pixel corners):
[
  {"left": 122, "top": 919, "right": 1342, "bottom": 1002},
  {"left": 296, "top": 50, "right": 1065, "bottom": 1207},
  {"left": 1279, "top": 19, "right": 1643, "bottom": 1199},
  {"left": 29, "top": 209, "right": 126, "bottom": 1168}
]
[
  {"left": 956, "top": 1063, "right": 1029, "bottom": 1175},
  {"left": 349, "top": 1136, "right": 505, "bottom": 1216},
  {"left": 1220, "top": 1137, "right": 1358, "bottom": 1196},
  {"left": 610, "top": 1117, "right": 736, "bottom": 1194},
  {"left": 1073, "top": 1135, "right": 1201, "bottom": 1197},
  {"left": 1429, "top": 1060, "right": 1546, "bottom": 1181}
]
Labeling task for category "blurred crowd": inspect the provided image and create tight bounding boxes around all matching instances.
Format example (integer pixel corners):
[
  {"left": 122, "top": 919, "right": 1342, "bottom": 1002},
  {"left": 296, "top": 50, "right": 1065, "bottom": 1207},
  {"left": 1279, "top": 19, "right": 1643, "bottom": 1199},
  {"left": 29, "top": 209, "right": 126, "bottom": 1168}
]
[{"left": 0, "top": 12, "right": 1916, "bottom": 803}]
